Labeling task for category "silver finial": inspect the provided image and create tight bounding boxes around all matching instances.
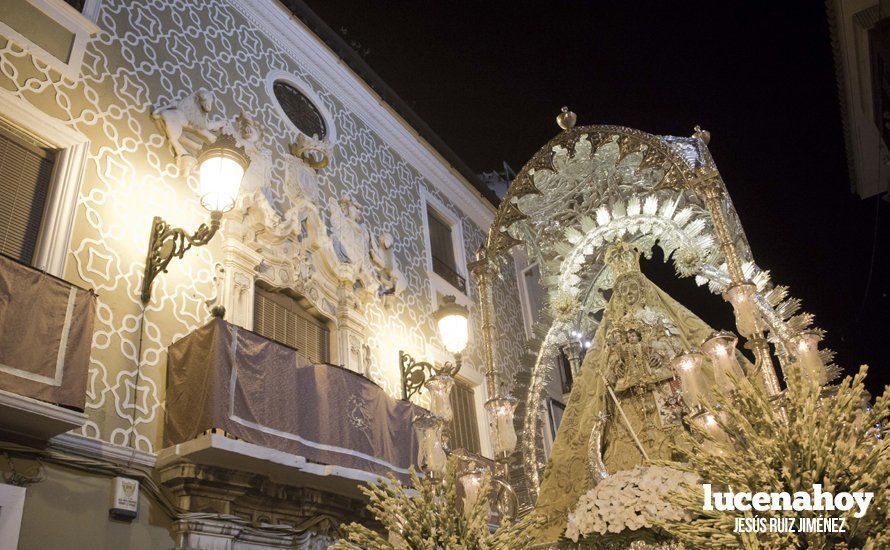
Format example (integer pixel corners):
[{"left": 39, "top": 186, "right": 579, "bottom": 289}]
[
  {"left": 693, "top": 125, "right": 711, "bottom": 145},
  {"left": 557, "top": 106, "right": 577, "bottom": 130}
]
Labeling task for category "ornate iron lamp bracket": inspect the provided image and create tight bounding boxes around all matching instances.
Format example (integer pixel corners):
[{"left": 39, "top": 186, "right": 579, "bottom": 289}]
[
  {"left": 141, "top": 211, "right": 221, "bottom": 303},
  {"left": 400, "top": 350, "right": 461, "bottom": 400}
]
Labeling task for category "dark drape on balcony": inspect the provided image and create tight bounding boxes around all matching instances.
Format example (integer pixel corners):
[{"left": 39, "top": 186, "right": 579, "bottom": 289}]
[
  {"left": 166, "top": 318, "right": 421, "bottom": 478},
  {"left": 0, "top": 254, "right": 95, "bottom": 409}
]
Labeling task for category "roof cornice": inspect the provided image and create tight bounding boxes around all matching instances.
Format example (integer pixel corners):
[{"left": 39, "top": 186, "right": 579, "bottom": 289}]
[{"left": 228, "top": 0, "right": 497, "bottom": 229}]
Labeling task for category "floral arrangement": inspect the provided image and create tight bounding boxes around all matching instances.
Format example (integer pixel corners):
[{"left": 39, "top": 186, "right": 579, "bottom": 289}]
[
  {"left": 658, "top": 365, "right": 889, "bottom": 549},
  {"left": 332, "top": 457, "right": 540, "bottom": 549},
  {"left": 565, "top": 465, "right": 697, "bottom": 542}
]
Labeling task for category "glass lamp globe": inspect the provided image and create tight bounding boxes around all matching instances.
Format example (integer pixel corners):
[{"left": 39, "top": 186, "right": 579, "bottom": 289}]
[
  {"left": 459, "top": 467, "right": 487, "bottom": 519},
  {"left": 669, "top": 350, "right": 709, "bottom": 409},
  {"left": 485, "top": 396, "right": 518, "bottom": 455},
  {"left": 196, "top": 134, "right": 250, "bottom": 213},
  {"left": 434, "top": 295, "right": 469, "bottom": 355},
  {"left": 702, "top": 330, "right": 744, "bottom": 392},
  {"left": 790, "top": 330, "right": 826, "bottom": 385}
]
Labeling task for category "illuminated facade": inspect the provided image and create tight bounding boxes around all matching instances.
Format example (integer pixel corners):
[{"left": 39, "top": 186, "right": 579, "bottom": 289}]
[{"left": 0, "top": 1, "right": 532, "bottom": 547}]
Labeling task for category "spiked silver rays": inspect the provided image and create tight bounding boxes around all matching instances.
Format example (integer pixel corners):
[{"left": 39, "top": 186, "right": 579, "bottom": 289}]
[{"left": 482, "top": 120, "right": 836, "bottom": 502}]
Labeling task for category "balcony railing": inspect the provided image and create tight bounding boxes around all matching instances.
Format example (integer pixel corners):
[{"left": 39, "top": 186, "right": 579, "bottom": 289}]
[
  {"left": 0, "top": 253, "right": 94, "bottom": 440},
  {"left": 432, "top": 256, "right": 466, "bottom": 293},
  {"left": 164, "top": 318, "right": 422, "bottom": 481}
]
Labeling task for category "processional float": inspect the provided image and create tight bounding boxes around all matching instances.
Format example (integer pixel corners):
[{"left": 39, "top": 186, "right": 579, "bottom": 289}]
[{"left": 463, "top": 108, "right": 835, "bottom": 542}]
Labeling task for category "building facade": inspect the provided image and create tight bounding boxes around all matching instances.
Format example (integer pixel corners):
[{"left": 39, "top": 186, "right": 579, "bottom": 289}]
[
  {"left": 830, "top": 0, "right": 890, "bottom": 199},
  {"left": 0, "top": 0, "right": 531, "bottom": 547}
]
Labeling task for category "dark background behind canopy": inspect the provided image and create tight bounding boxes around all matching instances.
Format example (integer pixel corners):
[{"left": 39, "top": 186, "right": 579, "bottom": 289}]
[{"left": 302, "top": 0, "right": 890, "bottom": 393}]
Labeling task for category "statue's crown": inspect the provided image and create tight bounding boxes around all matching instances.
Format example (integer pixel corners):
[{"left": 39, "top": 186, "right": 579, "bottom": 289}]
[{"left": 604, "top": 241, "right": 641, "bottom": 277}]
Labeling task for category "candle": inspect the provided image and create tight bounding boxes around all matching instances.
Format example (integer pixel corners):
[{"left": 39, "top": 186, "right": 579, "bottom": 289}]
[
  {"left": 697, "top": 412, "right": 730, "bottom": 454},
  {"left": 723, "top": 283, "right": 760, "bottom": 338},
  {"left": 425, "top": 374, "right": 454, "bottom": 422},
  {"left": 790, "top": 331, "right": 825, "bottom": 385},
  {"left": 414, "top": 414, "right": 446, "bottom": 475},
  {"left": 702, "top": 331, "right": 744, "bottom": 393},
  {"left": 459, "top": 468, "right": 486, "bottom": 520},
  {"left": 670, "top": 351, "right": 708, "bottom": 409},
  {"left": 486, "top": 397, "right": 518, "bottom": 455}
]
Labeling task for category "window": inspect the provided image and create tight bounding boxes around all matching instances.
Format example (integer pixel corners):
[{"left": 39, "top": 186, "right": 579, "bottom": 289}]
[
  {"left": 427, "top": 206, "right": 466, "bottom": 293},
  {"left": 0, "top": 0, "right": 100, "bottom": 79},
  {"left": 272, "top": 81, "right": 327, "bottom": 139},
  {"left": 543, "top": 398, "right": 566, "bottom": 460},
  {"left": 0, "top": 124, "right": 56, "bottom": 264},
  {"left": 254, "top": 285, "right": 331, "bottom": 364},
  {"left": 448, "top": 377, "right": 481, "bottom": 454},
  {"left": 556, "top": 346, "right": 575, "bottom": 394},
  {"left": 521, "top": 263, "right": 547, "bottom": 328}
]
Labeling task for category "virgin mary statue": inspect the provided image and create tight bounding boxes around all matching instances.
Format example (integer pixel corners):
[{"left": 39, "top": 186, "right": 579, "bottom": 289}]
[{"left": 533, "top": 241, "right": 726, "bottom": 542}]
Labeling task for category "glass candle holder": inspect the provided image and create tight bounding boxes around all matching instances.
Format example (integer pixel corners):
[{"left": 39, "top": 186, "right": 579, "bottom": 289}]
[
  {"left": 723, "top": 283, "right": 760, "bottom": 338},
  {"left": 459, "top": 467, "right": 487, "bottom": 520},
  {"left": 790, "top": 330, "right": 826, "bottom": 385},
  {"left": 485, "top": 396, "right": 518, "bottom": 455},
  {"left": 413, "top": 414, "right": 446, "bottom": 476},
  {"left": 695, "top": 411, "right": 730, "bottom": 454},
  {"left": 425, "top": 374, "right": 454, "bottom": 422},
  {"left": 669, "top": 351, "right": 709, "bottom": 410},
  {"left": 702, "top": 331, "right": 744, "bottom": 393}
]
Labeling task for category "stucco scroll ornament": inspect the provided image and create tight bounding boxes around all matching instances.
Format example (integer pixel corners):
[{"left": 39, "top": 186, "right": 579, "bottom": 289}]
[
  {"left": 152, "top": 89, "right": 225, "bottom": 169},
  {"left": 284, "top": 149, "right": 322, "bottom": 206},
  {"left": 292, "top": 133, "right": 333, "bottom": 170}
]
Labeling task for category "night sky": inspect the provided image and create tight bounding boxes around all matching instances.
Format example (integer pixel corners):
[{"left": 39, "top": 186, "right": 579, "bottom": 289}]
[{"left": 302, "top": 1, "right": 890, "bottom": 393}]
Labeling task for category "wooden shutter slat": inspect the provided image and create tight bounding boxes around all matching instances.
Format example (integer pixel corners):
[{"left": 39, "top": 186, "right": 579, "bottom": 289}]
[
  {"left": 0, "top": 130, "right": 55, "bottom": 263},
  {"left": 448, "top": 379, "right": 481, "bottom": 454},
  {"left": 253, "top": 286, "right": 330, "bottom": 363}
]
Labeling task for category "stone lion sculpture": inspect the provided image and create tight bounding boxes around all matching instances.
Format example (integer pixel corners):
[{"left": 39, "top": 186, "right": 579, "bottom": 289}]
[{"left": 152, "top": 89, "right": 223, "bottom": 161}]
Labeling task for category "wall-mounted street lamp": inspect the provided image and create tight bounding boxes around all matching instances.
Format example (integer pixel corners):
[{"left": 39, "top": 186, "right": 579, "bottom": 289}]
[
  {"left": 140, "top": 134, "right": 249, "bottom": 304},
  {"left": 399, "top": 295, "right": 469, "bottom": 400}
]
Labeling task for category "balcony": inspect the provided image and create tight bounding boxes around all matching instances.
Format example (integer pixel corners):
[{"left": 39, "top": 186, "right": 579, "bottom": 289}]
[
  {"left": 0, "top": 254, "right": 94, "bottom": 441},
  {"left": 432, "top": 255, "right": 467, "bottom": 294},
  {"left": 159, "top": 318, "right": 422, "bottom": 515}
]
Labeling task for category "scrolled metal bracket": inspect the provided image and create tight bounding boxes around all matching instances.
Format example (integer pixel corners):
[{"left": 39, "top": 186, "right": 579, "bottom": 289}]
[
  {"left": 400, "top": 351, "right": 434, "bottom": 401},
  {"left": 140, "top": 211, "right": 222, "bottom": 304},
  {"left": 399, "top": 350, "right": 461, "bottom": 400}
]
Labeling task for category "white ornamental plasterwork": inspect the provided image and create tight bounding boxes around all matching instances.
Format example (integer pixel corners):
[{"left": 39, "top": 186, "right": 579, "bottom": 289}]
[
  {"left": 0, "top": 0, "right": 527, "bottom": 453},
  {"left": 151, "top": 88, "right": 226, "bottom": 168}
]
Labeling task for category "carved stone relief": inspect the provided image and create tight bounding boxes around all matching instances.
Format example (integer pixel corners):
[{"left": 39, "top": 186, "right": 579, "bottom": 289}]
[{"left": 152, "top": 88, "right": 226, "bottom": 169}]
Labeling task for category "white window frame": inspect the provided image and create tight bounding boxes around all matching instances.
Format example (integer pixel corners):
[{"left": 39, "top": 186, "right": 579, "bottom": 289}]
[
  {"left": 0, "top": 90, "right": 90, "bottom": 277},
  {"left": 0, "top": 483, "right": 26, "bottom": 550},
  {"left": 541, "top": 397, "right": 565, "bottom": 461},
  {"left": 512, "top": 247, "right": 539, "bottom": 338},
  {"left": 0, "top": 0, "right": 101, "bottom": 80},
  {"left": 421, "top": 189, "right": 470, "bottom": 305},
  {"left": 519, "top": 262, "right": 546, "bottom": 337}
]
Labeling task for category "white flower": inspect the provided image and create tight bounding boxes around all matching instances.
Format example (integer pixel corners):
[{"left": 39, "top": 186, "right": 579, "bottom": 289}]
[{"left": 564, "top": 465, "right": 698, "bottom": 540}]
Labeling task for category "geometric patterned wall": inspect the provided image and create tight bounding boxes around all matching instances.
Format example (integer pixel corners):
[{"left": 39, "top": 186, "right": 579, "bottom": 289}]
[{"left": 0, "top": 0, "right": 526, "bottom": 453}]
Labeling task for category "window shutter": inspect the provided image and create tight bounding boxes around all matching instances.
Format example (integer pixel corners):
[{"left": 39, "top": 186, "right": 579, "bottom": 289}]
[
  {"left": 427, "top": 207, "right": 455, "bottom": 270},
  {"left": 0, "top": 128, "right": 55, "bottom": 264},
  {"left": 253, "top": 286, "right": 330, "bottom": 364},
  {"left": 448, "top": 378, "right": 481, "bottom": 454},
  {"left": 427, "top": 206, "right": 466, "bottom": 292}
]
